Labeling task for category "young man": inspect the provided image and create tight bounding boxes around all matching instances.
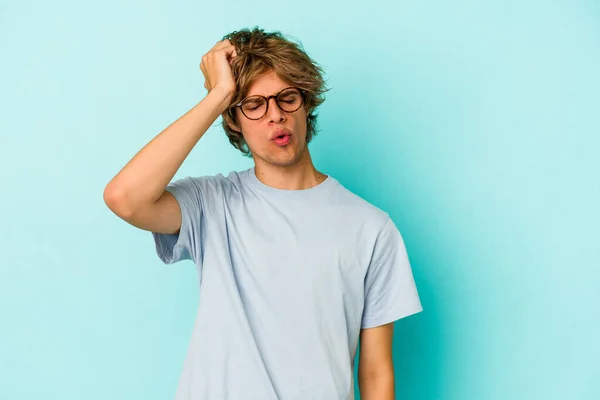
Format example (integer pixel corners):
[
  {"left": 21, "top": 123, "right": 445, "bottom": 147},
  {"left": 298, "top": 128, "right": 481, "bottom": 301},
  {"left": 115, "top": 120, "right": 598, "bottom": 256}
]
[{"left": 104, "top": 27, "right": 422, "bottom": 400}]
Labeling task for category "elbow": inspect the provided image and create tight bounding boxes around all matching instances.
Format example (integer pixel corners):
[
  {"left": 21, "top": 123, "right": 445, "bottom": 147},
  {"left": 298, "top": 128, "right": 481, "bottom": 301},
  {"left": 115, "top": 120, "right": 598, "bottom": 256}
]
[
  {"left": 358, "top": 371, "right": 395, "bottom": 400},
  {"left": 358, "top": 364, "right": 395, "bottom": 399},
  {"left": 103, "top": 184, "right": 133, "bottom": 218}
]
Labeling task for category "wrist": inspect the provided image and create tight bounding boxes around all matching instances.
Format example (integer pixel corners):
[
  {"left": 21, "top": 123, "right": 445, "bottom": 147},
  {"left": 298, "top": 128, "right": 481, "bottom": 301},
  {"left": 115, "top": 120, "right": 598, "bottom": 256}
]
[
  {"left": 206, "top": 86, "right": 235, "bottom": 114},
  {"left": 210, "top": 85, "right": 235, "bottom": 102}
]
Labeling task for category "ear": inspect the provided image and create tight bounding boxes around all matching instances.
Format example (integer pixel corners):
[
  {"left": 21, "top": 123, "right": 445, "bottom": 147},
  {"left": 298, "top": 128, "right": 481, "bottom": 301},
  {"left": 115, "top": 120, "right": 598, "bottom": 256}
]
[{"left": 224, "top": 109, "right": 242, "bottom": 133}]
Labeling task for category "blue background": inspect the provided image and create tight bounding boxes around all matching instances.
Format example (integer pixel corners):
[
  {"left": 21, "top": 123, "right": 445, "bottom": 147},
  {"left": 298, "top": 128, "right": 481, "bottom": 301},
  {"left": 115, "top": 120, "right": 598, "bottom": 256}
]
[{"left": 1, "top": 1, "right": 598, "bottom": 399}]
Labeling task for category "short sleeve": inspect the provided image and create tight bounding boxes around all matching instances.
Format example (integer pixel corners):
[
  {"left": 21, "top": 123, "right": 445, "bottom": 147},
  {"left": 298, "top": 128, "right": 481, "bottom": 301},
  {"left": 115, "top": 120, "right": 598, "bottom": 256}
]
[
  {"left": 151, "top": 177, "right": 204, "bottom": 266},
  {"left": 361, "top": 217, "right": 422, "bottom": 329}
]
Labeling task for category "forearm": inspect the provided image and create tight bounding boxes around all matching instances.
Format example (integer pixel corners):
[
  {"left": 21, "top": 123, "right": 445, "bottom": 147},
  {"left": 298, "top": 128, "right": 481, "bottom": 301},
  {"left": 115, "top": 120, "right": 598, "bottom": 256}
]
[
  {"left": 358, "top": 368, "right": 395, "bottom": 400},
  {"left": 104, "top": 87, "right": 231, "bottom": 213}
]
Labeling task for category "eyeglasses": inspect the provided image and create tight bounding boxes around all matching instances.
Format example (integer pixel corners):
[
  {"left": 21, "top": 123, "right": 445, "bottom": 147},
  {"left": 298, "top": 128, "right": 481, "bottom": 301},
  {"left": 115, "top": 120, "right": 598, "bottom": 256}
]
[{"left": 232, "top": 86, "right": 306, "bottom": 120}]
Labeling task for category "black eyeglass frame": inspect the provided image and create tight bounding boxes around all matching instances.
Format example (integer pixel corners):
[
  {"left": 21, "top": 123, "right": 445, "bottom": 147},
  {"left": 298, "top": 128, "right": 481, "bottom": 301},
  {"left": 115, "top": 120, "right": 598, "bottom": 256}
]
[{"left": 231, "top": 86, "right": 307, "bottom": 120}]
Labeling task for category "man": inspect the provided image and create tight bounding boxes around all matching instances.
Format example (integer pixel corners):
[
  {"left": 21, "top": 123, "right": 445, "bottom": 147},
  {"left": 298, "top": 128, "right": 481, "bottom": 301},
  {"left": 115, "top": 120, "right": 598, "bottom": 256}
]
[{"left": 104, "top": 27, "right": 422, "bottom": 400}]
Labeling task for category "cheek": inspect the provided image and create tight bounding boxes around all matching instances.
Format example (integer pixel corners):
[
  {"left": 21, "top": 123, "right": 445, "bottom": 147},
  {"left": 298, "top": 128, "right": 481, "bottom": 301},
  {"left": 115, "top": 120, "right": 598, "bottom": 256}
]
[
  {"left": 297, "top": 117, "right": 308, "bottom": 139},
  {"left": 240, "top": 125, "right": 265, "bottom": 149}
]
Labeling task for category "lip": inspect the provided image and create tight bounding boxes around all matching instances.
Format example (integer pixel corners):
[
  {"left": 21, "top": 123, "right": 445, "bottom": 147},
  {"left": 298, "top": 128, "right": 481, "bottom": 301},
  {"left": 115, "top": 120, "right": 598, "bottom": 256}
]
[
  {"left": 271, "top": 128, "right": 292, "bottom": 141},
  {"left": 273, "top": 134, "right": 291, "bottom": 146}
]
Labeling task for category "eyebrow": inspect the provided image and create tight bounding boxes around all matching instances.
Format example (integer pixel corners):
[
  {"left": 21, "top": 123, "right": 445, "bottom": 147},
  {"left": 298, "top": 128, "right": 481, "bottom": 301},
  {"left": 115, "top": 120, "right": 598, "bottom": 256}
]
[{"left": 246, "top": 87, "right": 294, "bottom": 98}]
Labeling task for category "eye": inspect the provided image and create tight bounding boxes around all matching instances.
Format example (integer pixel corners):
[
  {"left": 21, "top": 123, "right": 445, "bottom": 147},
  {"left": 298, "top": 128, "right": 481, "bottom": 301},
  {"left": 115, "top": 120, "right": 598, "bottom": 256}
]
[
  {"left": 279, "top": 93, "right": 299, "bottom": 102},
  {"left": 243, "top": 98, "right": 264, "bottom": 109}
]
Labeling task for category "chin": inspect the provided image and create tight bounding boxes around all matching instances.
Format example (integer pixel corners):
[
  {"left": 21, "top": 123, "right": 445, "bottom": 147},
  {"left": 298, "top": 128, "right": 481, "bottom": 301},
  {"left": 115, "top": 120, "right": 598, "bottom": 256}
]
[
  {"left": 256, "top": 147, "right": 306, "bottom": 168},
  {"left": 264, "top": 154, "right": 302, "bottom": 168}
]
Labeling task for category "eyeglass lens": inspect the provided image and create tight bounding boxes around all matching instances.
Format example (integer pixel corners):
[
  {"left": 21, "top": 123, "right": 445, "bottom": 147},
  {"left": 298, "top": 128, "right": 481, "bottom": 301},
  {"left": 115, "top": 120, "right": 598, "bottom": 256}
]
[{"left": 241, "top": 88, "right": 303, "bottom": 119}]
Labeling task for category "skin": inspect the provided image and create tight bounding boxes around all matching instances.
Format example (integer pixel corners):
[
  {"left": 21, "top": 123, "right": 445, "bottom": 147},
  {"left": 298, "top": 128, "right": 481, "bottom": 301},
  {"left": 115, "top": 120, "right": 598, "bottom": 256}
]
[{"left": 358, "top": 322, "right": 396, "bottom": 399}]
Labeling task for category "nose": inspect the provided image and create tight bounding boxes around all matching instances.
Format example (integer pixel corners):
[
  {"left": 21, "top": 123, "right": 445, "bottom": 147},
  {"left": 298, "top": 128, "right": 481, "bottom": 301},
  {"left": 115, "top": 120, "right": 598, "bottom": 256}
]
[{"left": 266, "top": 97, "right": 286, "bottom": 122}]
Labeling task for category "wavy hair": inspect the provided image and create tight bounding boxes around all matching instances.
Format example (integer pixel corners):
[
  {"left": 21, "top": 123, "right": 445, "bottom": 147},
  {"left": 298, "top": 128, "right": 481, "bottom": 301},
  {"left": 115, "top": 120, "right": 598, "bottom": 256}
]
[{"left": 220, "top": 27, "right": 330, "bottom": 156}]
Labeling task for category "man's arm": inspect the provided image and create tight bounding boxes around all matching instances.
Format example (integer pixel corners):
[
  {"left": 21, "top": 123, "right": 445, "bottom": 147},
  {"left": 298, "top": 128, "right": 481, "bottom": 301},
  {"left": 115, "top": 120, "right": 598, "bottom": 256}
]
[
  {"left": 103, "top": 40, "right": 237, "bottom": 234},
  {"left": 358, "top": 322, "right": 395, "bottom": 400},
  {"left": 103, "top": 87, "right": 230, "bottom": 234}
]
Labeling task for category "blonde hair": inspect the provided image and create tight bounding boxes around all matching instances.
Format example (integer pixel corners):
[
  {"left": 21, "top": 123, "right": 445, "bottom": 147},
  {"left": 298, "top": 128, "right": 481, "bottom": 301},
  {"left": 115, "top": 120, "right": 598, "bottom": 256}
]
[{"left": 220, "top": 27, "right": 330, "bottom": 156}]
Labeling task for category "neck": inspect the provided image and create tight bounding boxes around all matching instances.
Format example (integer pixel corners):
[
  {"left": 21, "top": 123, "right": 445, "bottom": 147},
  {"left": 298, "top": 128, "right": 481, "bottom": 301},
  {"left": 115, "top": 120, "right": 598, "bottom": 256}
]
[{"left": 253, "top": 149, "right": 327, "bottom": 190}]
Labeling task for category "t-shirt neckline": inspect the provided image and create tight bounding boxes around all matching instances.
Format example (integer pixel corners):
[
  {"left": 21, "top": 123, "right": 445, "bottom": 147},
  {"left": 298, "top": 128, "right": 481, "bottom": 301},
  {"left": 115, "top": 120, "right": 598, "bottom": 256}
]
[{"left": 246, "top": 167, "right": 335, "bottom": 196}]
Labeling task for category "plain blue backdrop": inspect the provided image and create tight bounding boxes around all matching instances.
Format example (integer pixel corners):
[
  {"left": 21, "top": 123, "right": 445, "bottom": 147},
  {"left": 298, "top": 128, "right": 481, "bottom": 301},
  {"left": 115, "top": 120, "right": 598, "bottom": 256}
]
[{"left": 1, "top": 0, "right": 598, "bottom": 399}]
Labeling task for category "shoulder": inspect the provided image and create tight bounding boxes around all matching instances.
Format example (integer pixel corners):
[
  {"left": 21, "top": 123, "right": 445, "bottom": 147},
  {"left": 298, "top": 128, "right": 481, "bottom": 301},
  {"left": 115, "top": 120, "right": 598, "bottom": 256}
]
[
  {"left": 328, "top": 177, "right": 391, "bottom": 229},
  {"left": 170, "top": 168, "right": 249, "bottom": 197}
]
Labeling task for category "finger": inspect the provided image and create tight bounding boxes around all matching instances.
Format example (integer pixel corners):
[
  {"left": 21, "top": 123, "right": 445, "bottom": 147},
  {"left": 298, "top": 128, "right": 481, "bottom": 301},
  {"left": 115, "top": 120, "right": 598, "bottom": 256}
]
[
  {"left": 200, "top": 65, "right": 210, "bottom": 89},
  {"left": 211, "top": 39, "right": 232, "bottom": 52},
  {"left": 213, "top": 44, "right": 236, "bottom": 54},
  {"left": 204, "top": 44, "right": 235, "bottom": 63},
  {"left": 219, "top": 45, "right": 237, "bottom": 58},
  {"left": 228, "top": 49, "right": 238, "bottom": 65}
]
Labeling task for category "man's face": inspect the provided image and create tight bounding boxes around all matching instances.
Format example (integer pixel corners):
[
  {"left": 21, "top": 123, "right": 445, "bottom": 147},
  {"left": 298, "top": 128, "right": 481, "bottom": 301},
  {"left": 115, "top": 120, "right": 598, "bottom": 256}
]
[{"left": 228, "top": 70, "right": 309, "bottom": 168}]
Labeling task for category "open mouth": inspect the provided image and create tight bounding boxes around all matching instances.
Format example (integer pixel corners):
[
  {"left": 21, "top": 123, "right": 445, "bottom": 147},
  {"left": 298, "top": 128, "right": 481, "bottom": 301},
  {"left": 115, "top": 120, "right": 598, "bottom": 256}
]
[{"left": 273, "top": 134, "right": 291, "bottom": 146}]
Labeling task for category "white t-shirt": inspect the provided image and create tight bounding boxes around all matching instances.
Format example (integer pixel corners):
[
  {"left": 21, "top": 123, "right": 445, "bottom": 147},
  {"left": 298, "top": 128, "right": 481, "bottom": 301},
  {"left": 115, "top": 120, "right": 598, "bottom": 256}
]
[{"left": 152, "top": 167, "right": 422, "bottom": 400}]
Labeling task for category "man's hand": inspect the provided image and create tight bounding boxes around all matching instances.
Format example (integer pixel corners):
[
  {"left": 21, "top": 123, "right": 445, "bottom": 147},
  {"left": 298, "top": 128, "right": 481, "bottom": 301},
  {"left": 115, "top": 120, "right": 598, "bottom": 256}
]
[{"left": 199, "top": 39, "right": 238, "bottom": 100}]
